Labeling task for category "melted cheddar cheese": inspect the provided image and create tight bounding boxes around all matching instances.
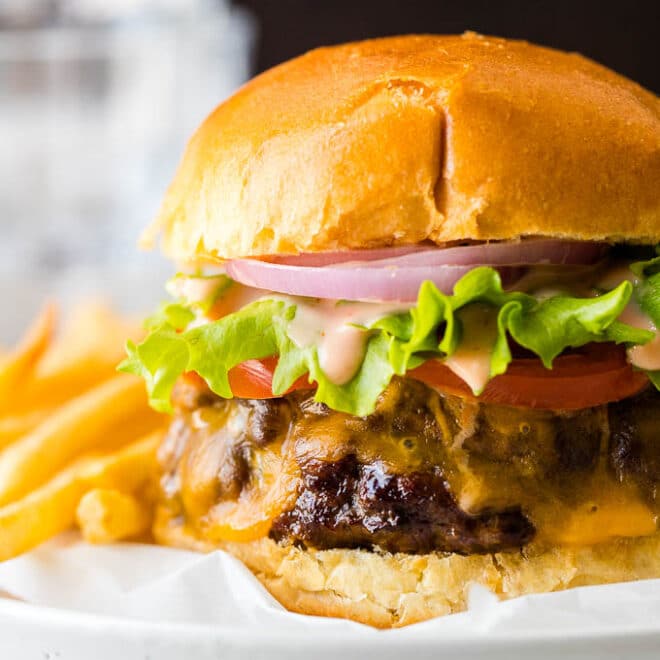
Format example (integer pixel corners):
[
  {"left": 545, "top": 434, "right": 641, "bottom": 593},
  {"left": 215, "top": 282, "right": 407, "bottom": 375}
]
[{"left": 160, "top": 378, "right": 660, "bottom": 550}]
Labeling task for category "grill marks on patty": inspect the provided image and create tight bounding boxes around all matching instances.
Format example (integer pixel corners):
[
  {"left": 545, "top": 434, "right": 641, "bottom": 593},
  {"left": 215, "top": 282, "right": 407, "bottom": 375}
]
[
  {"left": 160, "top": 378, "right": 659, "bottom": 555},
  {"left": 269, "top": 456, "right": 534, "bottom": 554},
  {"left": 609, "top": 388, "right": 660, "bottom": 505}
]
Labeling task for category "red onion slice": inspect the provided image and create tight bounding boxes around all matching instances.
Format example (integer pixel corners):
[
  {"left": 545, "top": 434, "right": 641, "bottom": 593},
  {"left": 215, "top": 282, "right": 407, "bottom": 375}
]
[
  {"left": 226, "top": 240, "right": 608, "bottom": 302},
  {"left": 227, "top": 261, "right": 475, "bottom": 301}
]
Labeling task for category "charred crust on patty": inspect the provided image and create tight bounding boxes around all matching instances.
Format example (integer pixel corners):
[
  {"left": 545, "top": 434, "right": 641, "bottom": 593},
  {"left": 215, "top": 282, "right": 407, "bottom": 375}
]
[
  {"left": 609, "top": 388, "right": 660, "bottom": 504},
  {"left": 269, "top": 456, "right": 535, "bottom": 554}
]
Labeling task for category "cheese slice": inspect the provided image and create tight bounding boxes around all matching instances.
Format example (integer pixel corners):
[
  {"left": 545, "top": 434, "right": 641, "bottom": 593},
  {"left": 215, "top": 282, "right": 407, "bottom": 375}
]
[{"left": 549, "top": 497, "right": 657, "bottom": 546}]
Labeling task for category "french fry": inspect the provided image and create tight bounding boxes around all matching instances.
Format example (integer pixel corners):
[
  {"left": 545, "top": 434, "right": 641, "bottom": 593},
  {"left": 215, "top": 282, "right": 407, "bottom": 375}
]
[
  {"left": 0, "top": 304, "right": 165, "bottom": 561},
  {"left": 0, "top": 410, "right": 51, "bottom": 451},
  {"left": 0, "top": 469, "right": 85, "bottom": 562},
  {"left": 76, "top": 489, "right": 151, "bottom": 544},
  {"left": 0, "top": 432, "right": 160, "bottom": 561},
  {"left": 78, "top": 431, "right": 161, "bottom": 491},
  {"left": 37, "top": 302, "right": 138, "bottom": 374},
  {"left": 0, "top": 304, "right": 56, "bottom": 414},
  {"left": 0, "top": 374, "right": 160, "bottom": 506},
  {"left": 10, "top": 303, "right": 143, "bottom": 413}
]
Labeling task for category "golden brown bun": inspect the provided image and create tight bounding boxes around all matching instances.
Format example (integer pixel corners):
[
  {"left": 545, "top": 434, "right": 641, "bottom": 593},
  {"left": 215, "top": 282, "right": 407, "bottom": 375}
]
[
  {"left": 154, "top": 508, "right": 660, "bottom": 628},
  {"left": 145, "top": 33, "right": 660, "bottom": 262}
]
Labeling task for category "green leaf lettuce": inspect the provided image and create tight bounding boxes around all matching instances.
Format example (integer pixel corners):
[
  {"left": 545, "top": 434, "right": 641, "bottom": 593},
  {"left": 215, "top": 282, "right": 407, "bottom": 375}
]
[{"left": 119, "top": 266, "right": 658, "bottom": 416}]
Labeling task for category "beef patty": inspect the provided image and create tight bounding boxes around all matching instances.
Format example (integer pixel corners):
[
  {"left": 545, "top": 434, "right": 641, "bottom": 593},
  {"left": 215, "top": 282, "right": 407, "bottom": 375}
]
[
  {"left": 269, "top": 456, "right": 534, "bottom": 554},
  {"left": 158, "top": 377, "right": 660, "bottom": 555}
]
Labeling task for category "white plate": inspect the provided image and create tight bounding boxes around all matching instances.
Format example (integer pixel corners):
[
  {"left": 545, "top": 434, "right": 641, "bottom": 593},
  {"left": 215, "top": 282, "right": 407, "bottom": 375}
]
[
  {"left": 1, "top": 599, "right": 659, "bottom": 660},
  {"left": 0, "top": 536, "right": 659, "bottom": 660}
]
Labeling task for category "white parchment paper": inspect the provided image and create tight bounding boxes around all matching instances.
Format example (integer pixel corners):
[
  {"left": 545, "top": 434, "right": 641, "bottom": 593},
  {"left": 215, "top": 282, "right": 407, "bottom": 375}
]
[{"left": 0, "top": 533, "right": 658, "bottom": 660}]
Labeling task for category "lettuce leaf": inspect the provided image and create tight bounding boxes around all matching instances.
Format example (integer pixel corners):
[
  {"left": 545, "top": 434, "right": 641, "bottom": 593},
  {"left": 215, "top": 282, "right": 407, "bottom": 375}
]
[
  {"left": 370, "top": 268, "right": 649, "bottom": 391},
  {"left": 122, "top": 329, "right": 189, "bottom": 413},
  {"left": 631, "top": 250, "right": 660, "bottom": 328},
  {"left": 144, "top": 301, "right": 195, "bottom": 332},
  {"left": 647, "top": 371, "right": 660, "bottom": 390},
  {"left": 119, "top": 266, "right": 658, "bottom": 416}
]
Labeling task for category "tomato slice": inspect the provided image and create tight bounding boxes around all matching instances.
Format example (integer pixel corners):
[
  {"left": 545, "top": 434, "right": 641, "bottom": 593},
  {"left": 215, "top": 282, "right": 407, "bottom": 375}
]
[
  {"left": 184, "top": 358, "right": 312, "bottom": 399},
  {"left": 409, "top": 343, "right": 649, "bottom": 409},
  {"left": 186, "top": 344, "right": 648, "bottom": 410},
  {"left": 228, "top": 357, "right": 312, "bottom": 399}
]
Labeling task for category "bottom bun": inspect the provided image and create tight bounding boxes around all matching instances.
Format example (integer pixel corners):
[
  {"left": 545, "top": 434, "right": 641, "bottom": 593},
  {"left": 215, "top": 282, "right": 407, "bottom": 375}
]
[{"left": 153, "top": 508, "right": 660, "bottom": 628}]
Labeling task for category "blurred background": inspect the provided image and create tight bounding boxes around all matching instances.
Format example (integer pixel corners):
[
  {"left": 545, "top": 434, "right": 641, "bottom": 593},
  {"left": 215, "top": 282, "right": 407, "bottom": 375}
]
[{"left": 1, "top": 0, "right": 657, "bottom": 341}]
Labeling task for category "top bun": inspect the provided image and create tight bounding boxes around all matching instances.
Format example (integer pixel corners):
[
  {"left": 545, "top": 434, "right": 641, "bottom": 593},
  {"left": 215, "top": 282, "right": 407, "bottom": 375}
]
[{"left": 145, "top": 33, "right": 660, "bottom": 262}]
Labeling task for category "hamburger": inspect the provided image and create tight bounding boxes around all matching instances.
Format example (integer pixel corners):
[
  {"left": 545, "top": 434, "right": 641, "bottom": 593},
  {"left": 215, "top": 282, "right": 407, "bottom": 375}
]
[{"left": 120, "top": 33, "right": 660, "bottom": 627}]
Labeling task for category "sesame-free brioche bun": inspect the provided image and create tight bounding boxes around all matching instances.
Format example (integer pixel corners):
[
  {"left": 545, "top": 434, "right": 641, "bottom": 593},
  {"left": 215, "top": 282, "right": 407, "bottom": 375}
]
[
  {"left": 154, "top": 508, "right": 660, "bottom": 628},
  {"left": 144, "top": 32, "right": 660, "bottom": 263}
]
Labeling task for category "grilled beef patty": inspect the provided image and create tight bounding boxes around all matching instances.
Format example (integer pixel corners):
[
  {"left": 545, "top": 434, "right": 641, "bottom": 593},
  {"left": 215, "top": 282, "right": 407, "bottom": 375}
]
[
  {"left": 269, "top": 456, "right": 534, "bottom": 553},
  {"left": 159, "top": 377, "right": 659, "bottom": 555}
]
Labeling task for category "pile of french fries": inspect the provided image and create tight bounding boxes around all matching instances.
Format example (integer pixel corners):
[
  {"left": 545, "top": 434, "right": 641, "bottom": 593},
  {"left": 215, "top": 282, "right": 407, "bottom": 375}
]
[{"left": 0, "top": 303, "right": 166, "bottom": 561}]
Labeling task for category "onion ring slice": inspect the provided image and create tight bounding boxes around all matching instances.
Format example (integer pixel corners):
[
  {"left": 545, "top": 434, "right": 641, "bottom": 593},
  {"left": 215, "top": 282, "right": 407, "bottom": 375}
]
[{"left": 226, "top": 240, "right": 608, "bottom": 302}]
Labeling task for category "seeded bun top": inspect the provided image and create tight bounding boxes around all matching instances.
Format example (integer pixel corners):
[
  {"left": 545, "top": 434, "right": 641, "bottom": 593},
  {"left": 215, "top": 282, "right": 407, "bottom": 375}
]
[{"left": 144, "top": 33, "right": 660, "bottom": 263}]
